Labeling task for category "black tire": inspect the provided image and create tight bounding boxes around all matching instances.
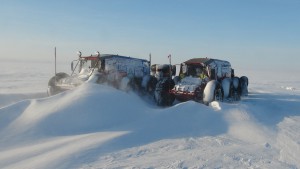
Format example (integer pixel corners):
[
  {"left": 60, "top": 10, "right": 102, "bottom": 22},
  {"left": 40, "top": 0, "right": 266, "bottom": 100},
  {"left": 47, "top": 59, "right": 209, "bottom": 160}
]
[
  {"left": 146, "top": 76, "right": 158, "bottom": 95},
  {"left": 230, "top": 77, "right": 241, "bottom": 101},
  {"left": 214, "top": 83, "right": 224, "bottom": 102},
  {"left": 154, "top": 78, "right": 175, "bottom": 106},
  {"left": 48, "top": 72, "right": 70, "bottom": 86},
  {"left": 221, "top": 78, "right": 231, "bottom": 98},
  {"left": 194, "top": 84, "right": 205, "bottom": 103},
  {"left": 203, "top": 80, "right": 223, "bottom": 104},
  {"left": 155, "top": 91, "right": 175, "bottom": 106},
  {"left": 239, "top": 76, "right": 249, "bottom": 96},
  {"left": 47, "top": 72, "right": 70, "bottom": 96},
  {"left": 96, "top": 73, "right": 107, "bottom": 84},
  {"left": 129, "top": 77, "right": 142, "bottom": 92},
  {"left": 240, "top": 76, "right": 249, "bottom": 86}
]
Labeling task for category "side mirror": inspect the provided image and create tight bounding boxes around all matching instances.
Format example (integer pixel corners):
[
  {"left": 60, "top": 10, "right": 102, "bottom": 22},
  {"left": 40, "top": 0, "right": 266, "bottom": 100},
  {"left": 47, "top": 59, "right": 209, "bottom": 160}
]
[{"left": 182, "top": 65, "right": 187, "bottom": 73}]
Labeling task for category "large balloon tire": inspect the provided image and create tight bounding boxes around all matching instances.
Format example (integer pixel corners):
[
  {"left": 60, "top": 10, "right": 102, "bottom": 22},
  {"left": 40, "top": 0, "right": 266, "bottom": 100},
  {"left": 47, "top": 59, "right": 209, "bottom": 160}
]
[
  {"left": 214, "top": 84, "right": 224, "bottom": 102},
  {"left": 47, "top": 72, "right": 70, "bottom": 96},
  {"left": 231, "top": 77, "right": 241, "bottom": 101},
  {"left": 203, "top": 80, "right": 223, "bottom": 104},
  {"left": 155, "top": 90, "right": 175, "bottom": 106},
  {"left": 239, "top": 76, "right": 249, "bottom": 96},
  {"left": 146, "top": 76, "right": 158, "bottom": 95},
  {"left": 154, "top": 78, "right": 175, "bottom": 106},
  {"left": 221, "top": 78, "right": 231, "bottom": 98},
  {"left": 48, "top": 72, "right": 70, "bottom": 86}
]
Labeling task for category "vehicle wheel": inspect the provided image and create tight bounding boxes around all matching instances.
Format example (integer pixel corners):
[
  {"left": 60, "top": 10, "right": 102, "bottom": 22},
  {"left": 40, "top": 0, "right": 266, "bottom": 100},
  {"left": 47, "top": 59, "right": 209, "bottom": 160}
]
[
  {"left": 130, "top": 77, "right": 142, "bottom": 93},
  {"left": 47, "top": 72, "right": 70, "bottom": 96},
  {"left": 166, "top": 93, "right": 175, "bottom": 106},
  {"left": 120, "top": 77, "right": 131, "bottom": 91},
  {"left": 154, "top": 78, "right": 175, "bottom": 106},
  {"left": 194, "top": 84, "right": 205, "bottom": 103},
  {"left": 221, "top": 78, "right": 231, "bottom": 98},
  {"left": 155, "top": 91, "right": 175, "bottom": 106},
  {"left": 214, "top": 83, "right": 224, "bottom": 102},
  {"left": 146, "top": 76, "right": 158, "bottom": 95},
  {"left": 48, "top": 72, "right": 70, "bottom": 86},
  {"left": 231, "top": 77, "right": 240, "bottom": 101},
  {"left": 47, "top": 86, "right": 54, "bottom": 96},
  {"left": 96, "top": 73, "right": 106, "bottom": 84},
  {"left": 203, "top": 80, "right": 223, "bottom": 104},
  {"left": 239, "top": 76, "right": 249, "bottom": 96}
]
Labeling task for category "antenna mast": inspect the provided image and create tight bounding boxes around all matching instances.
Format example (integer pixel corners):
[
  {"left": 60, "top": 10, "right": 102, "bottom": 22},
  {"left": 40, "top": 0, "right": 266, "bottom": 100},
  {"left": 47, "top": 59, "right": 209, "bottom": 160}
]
[
  {"left": 55, "top": 47, "right": 57, "bottom": 76},
  {"left": 54, "top": 47, "right": 57, "bottom": 84}
]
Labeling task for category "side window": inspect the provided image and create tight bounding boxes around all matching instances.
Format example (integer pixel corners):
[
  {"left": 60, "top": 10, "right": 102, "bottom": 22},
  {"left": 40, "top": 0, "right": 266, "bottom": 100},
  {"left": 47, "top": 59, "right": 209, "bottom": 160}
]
[{"left": 182, "top": 64, "right": 187, "bottom": 74}]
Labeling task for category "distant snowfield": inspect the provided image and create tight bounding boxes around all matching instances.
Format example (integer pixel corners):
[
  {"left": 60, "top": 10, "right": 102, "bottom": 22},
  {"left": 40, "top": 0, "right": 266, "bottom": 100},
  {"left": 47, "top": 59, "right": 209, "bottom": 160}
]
[{"left": 0, "top": 61, "right": 300, "bottom": 169}]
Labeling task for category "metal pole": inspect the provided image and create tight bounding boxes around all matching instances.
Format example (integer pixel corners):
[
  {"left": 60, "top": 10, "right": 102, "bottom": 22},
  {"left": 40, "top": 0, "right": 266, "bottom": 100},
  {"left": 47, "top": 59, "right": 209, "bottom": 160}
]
[
  {"left": 55, "top": 47, "right": 57, "bottom": 76},
  {"left": 54, "top": 47, "right": 57, "bottom": 83},
  {"left": 149, "top": 53, "right": 151, "bottom": 73}
]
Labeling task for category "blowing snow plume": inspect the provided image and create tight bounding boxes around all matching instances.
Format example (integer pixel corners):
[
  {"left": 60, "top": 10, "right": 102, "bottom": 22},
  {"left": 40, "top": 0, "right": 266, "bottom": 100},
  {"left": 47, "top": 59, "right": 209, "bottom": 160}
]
[{"left": 1, "top": 79, "right": 300, "bottom": 168}]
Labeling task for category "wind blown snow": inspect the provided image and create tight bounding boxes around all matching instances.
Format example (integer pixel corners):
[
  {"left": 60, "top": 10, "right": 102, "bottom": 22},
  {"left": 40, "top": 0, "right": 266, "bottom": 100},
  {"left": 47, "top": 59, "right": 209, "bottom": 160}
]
[{"left": 0, "top": 62, "right": 300, "bottom": 168}]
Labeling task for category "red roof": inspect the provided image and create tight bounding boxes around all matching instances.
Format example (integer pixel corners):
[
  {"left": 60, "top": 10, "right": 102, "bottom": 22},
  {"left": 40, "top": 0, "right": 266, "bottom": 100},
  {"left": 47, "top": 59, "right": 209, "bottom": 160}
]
[{"left": 184, "top": 58, "right": 211, "bottom": 64}]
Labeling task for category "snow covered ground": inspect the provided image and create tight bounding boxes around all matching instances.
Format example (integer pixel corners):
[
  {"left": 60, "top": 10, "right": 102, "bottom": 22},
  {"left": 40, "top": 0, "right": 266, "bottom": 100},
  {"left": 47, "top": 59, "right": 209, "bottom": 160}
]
[{"left": 0, "top": 61, "right": 300, "bottom": 169}]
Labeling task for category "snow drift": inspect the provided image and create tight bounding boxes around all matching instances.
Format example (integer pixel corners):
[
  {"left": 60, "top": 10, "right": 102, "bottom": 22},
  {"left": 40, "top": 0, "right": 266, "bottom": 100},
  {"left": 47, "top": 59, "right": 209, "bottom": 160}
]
[{"left": 0, "top": 76, "right": 300, "bottom": 168}]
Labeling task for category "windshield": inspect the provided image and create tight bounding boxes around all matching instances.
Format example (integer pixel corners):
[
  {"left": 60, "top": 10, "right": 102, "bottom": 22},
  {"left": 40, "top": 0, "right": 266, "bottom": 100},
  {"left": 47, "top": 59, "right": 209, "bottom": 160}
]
[
  {"left": 81, "top": 59, "right": 98, "bottom": 69},
  {"left": 185, "top": 65, "right": 204, "bottom": 77},
  {"left": 78, "top": 59, "right": 99, "bottom": 74}
]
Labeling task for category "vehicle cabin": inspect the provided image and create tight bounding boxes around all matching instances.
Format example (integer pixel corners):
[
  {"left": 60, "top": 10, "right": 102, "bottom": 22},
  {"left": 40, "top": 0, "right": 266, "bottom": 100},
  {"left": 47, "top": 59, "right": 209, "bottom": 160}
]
[{"left": 179, "top": 58, "right": 233, "bottom": 80}]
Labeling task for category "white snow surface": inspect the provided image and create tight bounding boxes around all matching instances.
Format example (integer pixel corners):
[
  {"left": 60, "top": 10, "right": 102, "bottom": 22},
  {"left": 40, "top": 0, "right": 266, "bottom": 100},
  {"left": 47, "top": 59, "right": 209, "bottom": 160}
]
[{"left": 1, "top": 61, "right": 300, "bottom": 169}]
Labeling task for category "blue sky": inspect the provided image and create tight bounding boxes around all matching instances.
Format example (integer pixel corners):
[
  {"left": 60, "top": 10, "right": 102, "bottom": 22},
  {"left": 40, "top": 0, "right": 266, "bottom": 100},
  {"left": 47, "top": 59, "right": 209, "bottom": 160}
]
[{"left": 1, "top": 0, "right": 300, "bottom": 71}]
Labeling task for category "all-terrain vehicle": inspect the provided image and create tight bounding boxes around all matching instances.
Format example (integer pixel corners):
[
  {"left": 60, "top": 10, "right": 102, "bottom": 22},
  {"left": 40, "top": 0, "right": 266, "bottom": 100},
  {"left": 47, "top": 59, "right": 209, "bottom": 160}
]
[
  {"left": 48, "top": 53, "right": 247, "bottom": 106},
  {"left": 48, "top": 52, "right": 175, "bottom": 107},
  {"left": 170, "top": 58, "right": 248, "bottom": 105},
  {"left": 48, "top": 52, "right": 152, "bottom": 96}
]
